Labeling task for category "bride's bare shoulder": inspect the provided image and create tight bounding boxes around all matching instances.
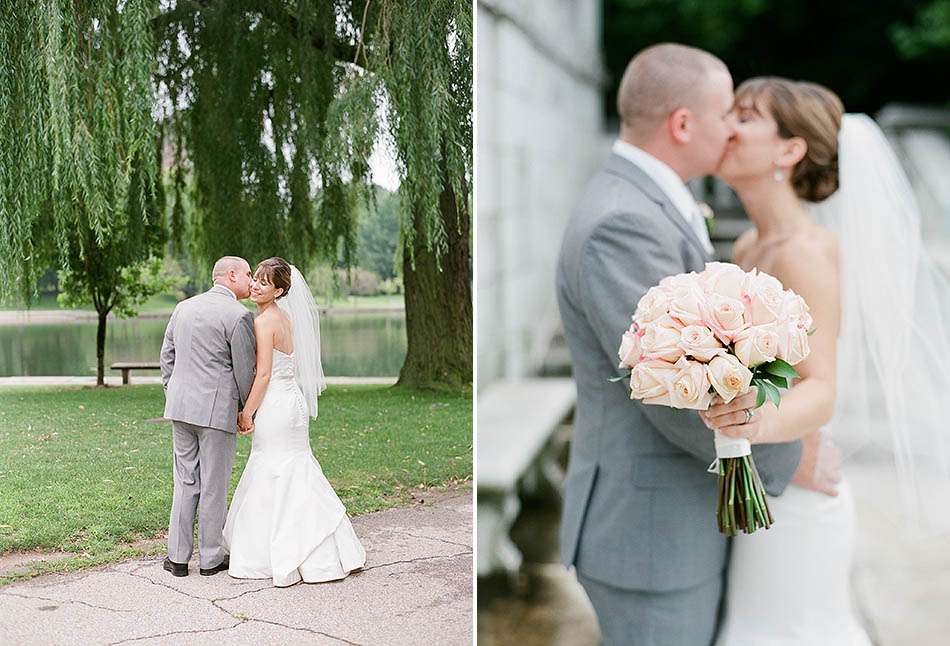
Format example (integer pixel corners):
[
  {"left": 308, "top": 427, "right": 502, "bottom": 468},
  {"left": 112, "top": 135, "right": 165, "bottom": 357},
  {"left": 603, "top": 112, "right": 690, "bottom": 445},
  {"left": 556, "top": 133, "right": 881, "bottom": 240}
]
[{"left": 254, "top": 307, "right": 282, "bottom": 329}]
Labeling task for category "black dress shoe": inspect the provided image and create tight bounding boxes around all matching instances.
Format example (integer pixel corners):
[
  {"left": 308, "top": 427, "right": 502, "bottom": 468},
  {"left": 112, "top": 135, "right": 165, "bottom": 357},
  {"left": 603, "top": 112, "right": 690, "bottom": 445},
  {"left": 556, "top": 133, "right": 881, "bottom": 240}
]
[
  {"left": 163, "top": 557, "right": 188, "bottom": 577},
  {"left": 200, "top": 558, "right": 229, "bottom": 576}
]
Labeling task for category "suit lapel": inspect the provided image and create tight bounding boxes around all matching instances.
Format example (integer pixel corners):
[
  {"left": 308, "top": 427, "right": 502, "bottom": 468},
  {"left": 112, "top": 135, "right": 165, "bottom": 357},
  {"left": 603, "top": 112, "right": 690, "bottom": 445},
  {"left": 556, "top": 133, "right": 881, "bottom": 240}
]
[{"left": 604, "top": 153, "right": 710, "bottom": 260}]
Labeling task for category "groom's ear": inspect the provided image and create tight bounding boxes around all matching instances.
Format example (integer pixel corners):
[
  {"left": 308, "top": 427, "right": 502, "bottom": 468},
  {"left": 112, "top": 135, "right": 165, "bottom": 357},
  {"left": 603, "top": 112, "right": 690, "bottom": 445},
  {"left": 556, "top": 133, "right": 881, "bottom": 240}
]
[{"left": 668, "top": 107, "right": 692, "bottom": 144}]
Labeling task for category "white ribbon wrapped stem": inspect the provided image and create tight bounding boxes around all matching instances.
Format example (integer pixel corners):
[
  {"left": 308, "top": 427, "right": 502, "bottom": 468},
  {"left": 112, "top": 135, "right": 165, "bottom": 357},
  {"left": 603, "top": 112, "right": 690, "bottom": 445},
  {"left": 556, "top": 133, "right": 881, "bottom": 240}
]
[{"left": 707, "top": 432, "right": 752, "bottom": 473}]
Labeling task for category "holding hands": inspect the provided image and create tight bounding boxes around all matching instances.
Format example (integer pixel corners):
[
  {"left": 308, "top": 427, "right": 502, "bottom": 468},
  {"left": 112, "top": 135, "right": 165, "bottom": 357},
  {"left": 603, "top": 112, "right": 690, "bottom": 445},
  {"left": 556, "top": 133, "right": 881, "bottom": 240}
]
[{"left": 238, "top": 410, "right": 255, "bottom": 435}]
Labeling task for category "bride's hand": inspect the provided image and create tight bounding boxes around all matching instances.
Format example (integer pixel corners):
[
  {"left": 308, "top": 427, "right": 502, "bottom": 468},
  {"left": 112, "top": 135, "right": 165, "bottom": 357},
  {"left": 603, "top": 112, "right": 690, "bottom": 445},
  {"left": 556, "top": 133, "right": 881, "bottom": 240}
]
[
  {"left": 237, "top": 411, "right": 254, "bottom": 435},
  {"left": 699, "top": 389, "right": 773, "bottom": 443}
]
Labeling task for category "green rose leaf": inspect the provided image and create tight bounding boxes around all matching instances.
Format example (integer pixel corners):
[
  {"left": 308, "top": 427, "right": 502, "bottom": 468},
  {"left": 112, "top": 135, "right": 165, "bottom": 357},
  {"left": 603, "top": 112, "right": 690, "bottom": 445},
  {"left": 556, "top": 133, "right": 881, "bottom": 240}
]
[
  {"left": 753, "top": 379, "right": 767, "bottom": 408},
  {"left": 763, "top": 358, "right": 799, "bottom": 380},
  {"left": 761, "top": 379, "right": 782, "bottom": 408},
  {"left": 766, "top": 374, "right": 789, "bottom": 390}
]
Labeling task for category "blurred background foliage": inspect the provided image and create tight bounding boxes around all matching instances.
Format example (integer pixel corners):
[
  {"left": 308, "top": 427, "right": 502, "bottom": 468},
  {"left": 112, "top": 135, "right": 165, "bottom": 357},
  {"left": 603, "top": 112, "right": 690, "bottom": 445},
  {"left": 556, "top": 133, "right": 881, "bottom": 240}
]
[{"left": 603, "top": 0, "right": 950, "bottom": 117}]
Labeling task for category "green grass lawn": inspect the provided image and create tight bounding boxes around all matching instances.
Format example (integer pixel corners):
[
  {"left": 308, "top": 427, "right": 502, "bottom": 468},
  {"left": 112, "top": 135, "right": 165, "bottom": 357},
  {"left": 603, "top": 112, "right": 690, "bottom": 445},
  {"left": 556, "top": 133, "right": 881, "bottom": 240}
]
[
  {"left": 0, "top": 384, "right": 470, "bottom": 582},
  {"left": 0, "top": 292, "right": 182, "bottom": 313}
]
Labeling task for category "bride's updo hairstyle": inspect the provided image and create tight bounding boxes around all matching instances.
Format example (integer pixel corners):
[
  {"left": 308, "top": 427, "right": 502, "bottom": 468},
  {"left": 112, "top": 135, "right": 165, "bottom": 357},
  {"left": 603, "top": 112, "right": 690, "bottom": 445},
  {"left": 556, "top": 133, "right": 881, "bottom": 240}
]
[
  {"left": 735, "top": 77, "right": 844, "bottom": 202},
  {"left": 256, "top": 257, "right": 292, "bottom": 299}
]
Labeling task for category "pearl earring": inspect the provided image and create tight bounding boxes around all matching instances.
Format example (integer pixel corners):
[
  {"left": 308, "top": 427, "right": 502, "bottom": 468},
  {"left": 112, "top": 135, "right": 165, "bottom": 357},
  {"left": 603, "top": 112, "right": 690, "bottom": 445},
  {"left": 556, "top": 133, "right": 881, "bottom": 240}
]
[{"left": 773, "top": 168, "right": 784, "bottom": 182}]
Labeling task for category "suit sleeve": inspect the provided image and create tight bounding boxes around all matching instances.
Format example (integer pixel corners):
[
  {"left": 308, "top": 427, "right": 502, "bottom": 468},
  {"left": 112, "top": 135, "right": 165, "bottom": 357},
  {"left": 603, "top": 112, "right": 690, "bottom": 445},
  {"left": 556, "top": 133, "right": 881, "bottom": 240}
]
[
  {"left": 579, "top": 211, "right": 801, "bottom": 495},
  {"left": 230, "top": 309, "right": 256, "bottom": 408},
  {"left": 160, "top": 306, "right": 178, "bottom": 390}
]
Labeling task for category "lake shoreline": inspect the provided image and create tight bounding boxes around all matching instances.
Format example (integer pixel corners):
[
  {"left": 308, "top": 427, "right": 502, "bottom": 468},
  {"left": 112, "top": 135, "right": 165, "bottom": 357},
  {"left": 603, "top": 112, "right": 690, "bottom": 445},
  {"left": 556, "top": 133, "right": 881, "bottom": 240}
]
[
  {"left": 0, "top": 375, "right": 398, "bottom": 387},
  {"left": 0, "top": 306, "right": 405, "bottom": 326}
]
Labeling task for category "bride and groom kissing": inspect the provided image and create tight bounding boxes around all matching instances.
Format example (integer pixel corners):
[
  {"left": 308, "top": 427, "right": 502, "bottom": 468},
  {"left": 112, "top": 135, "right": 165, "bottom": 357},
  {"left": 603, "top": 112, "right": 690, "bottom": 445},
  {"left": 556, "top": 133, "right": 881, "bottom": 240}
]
[
  {"left": 557, "top": 42, "right": 949, "bottom": 644},
  {"left": 159, "top": 255, "right": 365, "bottom": 587}
]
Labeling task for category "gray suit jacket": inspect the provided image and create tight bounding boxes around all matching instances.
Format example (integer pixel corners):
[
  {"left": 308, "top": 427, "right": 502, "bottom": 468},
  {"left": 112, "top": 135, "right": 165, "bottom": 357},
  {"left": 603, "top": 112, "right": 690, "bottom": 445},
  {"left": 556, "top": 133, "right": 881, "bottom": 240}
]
[
  {"left": 160, "top": 285, "right": 257, "bottom": 433},
  {"left": 556, "top": 152, "right": 802, "bottom": 592}
]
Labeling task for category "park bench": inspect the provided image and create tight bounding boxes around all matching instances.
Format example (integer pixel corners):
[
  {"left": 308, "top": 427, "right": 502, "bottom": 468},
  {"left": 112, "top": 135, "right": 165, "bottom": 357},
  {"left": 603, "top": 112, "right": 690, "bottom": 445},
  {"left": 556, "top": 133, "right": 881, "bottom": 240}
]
[
  {"left": 477, "top": 377, "right": 576, "bottom": 578},
  {"left": 110, "top": 361, "right": 161, "bottom": 385}
]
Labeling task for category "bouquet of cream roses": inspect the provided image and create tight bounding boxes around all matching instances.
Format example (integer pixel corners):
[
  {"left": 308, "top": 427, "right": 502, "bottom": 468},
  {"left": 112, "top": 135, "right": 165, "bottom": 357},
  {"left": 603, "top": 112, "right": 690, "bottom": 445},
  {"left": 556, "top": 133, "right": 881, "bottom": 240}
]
[{"left": 615, "top": 262, "right": 813, "bottom": 535}]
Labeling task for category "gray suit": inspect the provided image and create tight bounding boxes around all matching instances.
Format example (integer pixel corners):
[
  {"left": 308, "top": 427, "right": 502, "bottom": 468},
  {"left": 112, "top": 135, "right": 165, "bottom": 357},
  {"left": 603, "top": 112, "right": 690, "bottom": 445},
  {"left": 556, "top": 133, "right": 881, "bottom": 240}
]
[
  {"left": 160, "top": 285, "right": 256, "bottom": 568},
  {"left": 556, "top": 153, "right": 802, "bottom": 645}
]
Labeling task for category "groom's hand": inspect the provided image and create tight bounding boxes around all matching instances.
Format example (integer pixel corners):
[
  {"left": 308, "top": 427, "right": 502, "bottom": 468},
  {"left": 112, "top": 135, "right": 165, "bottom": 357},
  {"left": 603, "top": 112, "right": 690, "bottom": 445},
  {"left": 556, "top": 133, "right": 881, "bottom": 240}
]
[
  {"left": 237, "top": 411, "right": 255, "bottom": 435},
  {"left": 791, "top": 431, "right": 840, "bottom": 497}
]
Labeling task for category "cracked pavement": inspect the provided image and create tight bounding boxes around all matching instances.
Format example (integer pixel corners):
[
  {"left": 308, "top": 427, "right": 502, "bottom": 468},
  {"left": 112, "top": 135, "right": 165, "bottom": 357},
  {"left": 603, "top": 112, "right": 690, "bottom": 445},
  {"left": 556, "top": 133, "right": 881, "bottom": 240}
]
[{"left": 0, "top": 488, "right": 473, "bottom": 646}]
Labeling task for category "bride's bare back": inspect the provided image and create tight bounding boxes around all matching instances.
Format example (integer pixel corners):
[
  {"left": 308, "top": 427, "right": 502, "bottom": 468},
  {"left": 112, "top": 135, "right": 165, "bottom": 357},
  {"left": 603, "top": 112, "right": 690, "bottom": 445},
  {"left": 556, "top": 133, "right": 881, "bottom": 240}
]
[{"left": 256, "top": 305, "right": 294, "bottom": 355}]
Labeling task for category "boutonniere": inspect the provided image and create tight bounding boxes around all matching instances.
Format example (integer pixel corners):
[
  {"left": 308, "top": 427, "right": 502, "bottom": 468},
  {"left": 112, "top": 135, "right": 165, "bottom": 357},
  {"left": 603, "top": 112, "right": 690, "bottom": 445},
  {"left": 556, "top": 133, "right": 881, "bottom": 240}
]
[{"left": 698, "top": 201, "right": 716, "bottom": 236}]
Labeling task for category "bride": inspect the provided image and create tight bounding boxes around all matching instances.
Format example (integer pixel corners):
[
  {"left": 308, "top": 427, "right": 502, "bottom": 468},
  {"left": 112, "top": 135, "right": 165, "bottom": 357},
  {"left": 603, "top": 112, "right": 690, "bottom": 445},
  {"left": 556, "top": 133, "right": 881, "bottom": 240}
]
[
  {"left": 223, "top": 256, "right": 366, "bottom": 587},
  {"left": 702, "top": 77, "right": 950, "bottom": 644}
]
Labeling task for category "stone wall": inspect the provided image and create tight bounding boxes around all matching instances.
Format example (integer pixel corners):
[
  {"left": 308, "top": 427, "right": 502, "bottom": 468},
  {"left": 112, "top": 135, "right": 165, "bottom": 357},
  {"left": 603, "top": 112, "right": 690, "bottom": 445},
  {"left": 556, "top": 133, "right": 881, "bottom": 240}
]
[{"left": 476, "top": 0, "right": 605, "bottom": 388}]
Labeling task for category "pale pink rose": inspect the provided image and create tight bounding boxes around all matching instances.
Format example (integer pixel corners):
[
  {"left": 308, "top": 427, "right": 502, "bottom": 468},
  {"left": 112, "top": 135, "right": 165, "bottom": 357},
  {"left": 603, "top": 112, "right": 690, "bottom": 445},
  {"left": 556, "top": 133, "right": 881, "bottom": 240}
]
[
  {"left": 782, "top": 291, "right": 813, "bottom": 331},
  {"left": 781, "top": 326, "right": 810, "bottom": 366},
  {"left": 700, "top": 262, "right": 753, "bottom": 301},
  {"left": 629, "top": 359, "right": 679, "bottom": 405},
  {"left": 706, "top": 293, "right": 749, "bottom": 344},
  {"left": 678, "top": 325, "right": 726, "bottom": 362},
  {"left": 653, "top": 313, "right": 686, "bottom": 331},
  {"left": 751, "top": 270, "right": 784, "bottom": 293},
  {"left": 634, "top": 286, "right": 672, "bottom": 325},
  {"left": 640, "top": 321, "right": 685, "bottom": 363},
  {"left": 706, "top": 355, "right": 754, "bottom": 404},
  {"left": 667, "top": 283, "right": 710, "bottom": 327},
  {"left": 668, "top": 356, "right": 714, "bottom": 410},
  {"left": 747, "top": 272, "right": 786, "bottom": 326},
  {"left": 618, "top": 324, "right": 644, "bottom": 369},
  {"left": 659, "top": 271, "right": 701, "bottom": 292},
  {"left": 733, "top": 324, "right": 780, "bottom": 368}
]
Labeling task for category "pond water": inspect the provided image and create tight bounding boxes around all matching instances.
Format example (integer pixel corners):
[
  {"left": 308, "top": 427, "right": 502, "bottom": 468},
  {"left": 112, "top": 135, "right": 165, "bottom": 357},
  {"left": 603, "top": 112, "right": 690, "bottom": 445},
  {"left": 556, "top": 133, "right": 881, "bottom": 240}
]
[{"left": 0, "top": 312, "right": 406, "bottom": 377}]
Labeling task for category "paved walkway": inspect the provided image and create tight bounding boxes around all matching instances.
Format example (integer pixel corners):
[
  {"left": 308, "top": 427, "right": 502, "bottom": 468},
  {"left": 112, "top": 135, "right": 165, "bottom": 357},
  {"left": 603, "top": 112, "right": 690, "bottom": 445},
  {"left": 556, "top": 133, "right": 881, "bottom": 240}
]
[
  {"left": 0, "top": 488, "right": 472, "bottom": 646},
  {"left": 0, "top": 376, "right": 398, "bottom": 387}
]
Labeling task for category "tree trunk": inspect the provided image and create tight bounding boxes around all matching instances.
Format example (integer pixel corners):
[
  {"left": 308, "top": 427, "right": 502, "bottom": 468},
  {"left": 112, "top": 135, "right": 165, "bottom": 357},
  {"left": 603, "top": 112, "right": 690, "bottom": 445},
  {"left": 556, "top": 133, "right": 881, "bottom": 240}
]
[
  {"left": 96, "top": 308, "right": 108, "bottom": 386},
  {"left": 397, "top": 173, "right": 472, "bottom": 390}
]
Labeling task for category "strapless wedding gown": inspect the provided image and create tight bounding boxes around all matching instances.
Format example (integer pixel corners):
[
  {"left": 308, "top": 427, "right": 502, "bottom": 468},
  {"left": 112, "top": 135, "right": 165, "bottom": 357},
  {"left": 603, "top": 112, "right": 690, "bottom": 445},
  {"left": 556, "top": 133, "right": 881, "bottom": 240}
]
[
  {"left": 716, "top": 477, "right": 870, "bottom": 645},
  {"left": 223, "top": 349, "right": 366, "bottom": 587}
]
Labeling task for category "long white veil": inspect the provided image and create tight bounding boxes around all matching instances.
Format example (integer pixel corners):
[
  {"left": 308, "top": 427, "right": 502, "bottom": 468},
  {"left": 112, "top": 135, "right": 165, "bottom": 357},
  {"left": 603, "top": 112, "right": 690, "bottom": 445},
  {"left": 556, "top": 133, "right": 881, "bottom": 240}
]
[
  {"left": 808, "top": 113, "right": 950, "bottom": 535},
  {"left": 276, "top": 265, "right": 327, "bottom": 417}
]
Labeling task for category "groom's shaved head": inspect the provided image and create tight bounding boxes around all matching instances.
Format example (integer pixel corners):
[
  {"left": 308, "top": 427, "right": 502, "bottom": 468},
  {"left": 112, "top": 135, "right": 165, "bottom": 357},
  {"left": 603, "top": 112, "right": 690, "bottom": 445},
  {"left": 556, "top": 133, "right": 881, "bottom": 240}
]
[
  {"left": 617, "top": 43, "right": 729, "bottom": 138},
  {"left": 212, "top": 256, "right": 249, "bottom": 281}
]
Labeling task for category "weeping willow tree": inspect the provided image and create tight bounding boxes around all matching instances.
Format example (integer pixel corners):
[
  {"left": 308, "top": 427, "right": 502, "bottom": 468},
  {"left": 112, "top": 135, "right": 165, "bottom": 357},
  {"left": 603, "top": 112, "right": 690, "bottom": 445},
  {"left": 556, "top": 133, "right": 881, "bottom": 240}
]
[
  {"left": 0, "top": 1, "right": 164, "bottom": 385},
  {"left": 1, "top": 1, "right": 471, "bottom": 388},
  {"left": 156, "top": 0, "right": 472, "bottom": 389}
]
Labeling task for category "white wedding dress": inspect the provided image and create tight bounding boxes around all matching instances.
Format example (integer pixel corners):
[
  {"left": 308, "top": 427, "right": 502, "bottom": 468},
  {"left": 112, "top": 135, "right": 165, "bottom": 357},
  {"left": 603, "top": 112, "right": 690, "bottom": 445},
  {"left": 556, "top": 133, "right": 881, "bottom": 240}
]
[
  {"left": 223, "top": 349, "right": 366, "bottom": 587},
  {"left": 715, "top": 112, "right": 950, "bottom": 645},
  {"left": 716, "top": 463, "right": 871, "bottom": 645}
]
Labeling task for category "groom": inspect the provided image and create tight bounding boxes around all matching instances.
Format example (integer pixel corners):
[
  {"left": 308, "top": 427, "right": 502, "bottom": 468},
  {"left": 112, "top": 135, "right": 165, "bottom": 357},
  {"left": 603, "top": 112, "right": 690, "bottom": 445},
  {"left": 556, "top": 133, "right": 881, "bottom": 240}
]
[
  {"left": 159, "top": 256, "right": 257, "bottom": 577},
  {"left": 556, "top": 44, "right": 836, "bottom": 644}
]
